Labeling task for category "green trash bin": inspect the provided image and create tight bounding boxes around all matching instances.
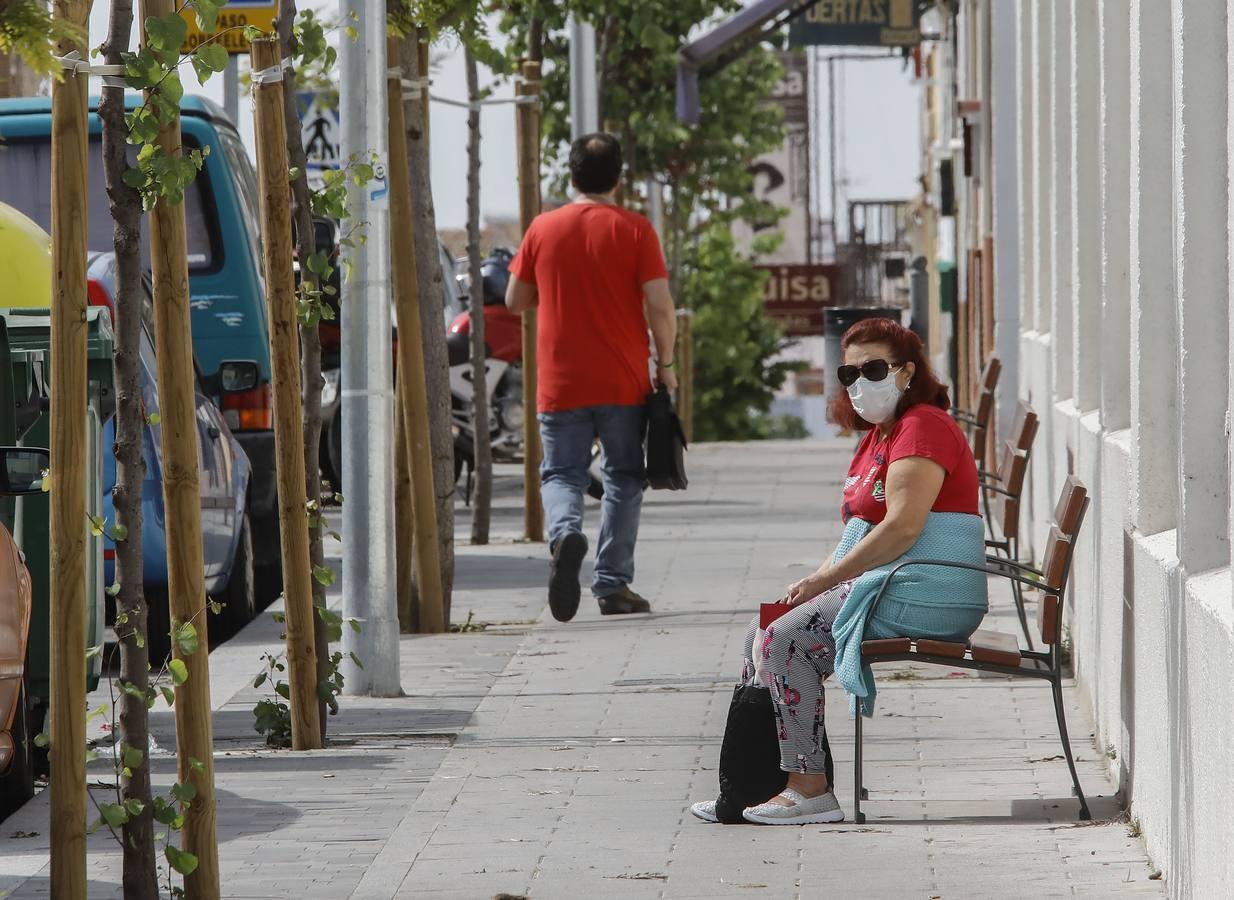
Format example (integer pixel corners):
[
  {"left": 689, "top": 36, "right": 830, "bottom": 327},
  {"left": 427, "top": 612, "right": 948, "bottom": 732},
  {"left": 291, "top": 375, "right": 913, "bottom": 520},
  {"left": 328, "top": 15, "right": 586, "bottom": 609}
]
[{"left": 0, "top": 307, "right": 115, "bottom": 711}]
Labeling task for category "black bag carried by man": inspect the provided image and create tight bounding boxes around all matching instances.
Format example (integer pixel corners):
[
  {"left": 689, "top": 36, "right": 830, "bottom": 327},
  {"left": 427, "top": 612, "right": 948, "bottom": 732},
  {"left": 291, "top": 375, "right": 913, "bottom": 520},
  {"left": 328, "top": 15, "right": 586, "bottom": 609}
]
[{"left": 645, "top": 385, "right": 687, "bottom": 491}]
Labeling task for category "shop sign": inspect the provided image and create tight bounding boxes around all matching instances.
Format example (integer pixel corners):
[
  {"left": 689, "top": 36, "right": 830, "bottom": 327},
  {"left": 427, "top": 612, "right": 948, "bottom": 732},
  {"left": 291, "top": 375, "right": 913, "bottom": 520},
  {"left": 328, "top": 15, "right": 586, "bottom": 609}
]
[
  {"left": 789, "top": 0, "right": 925, "bottom": 48},
  {"left": 757, "top": 264, "right": 842, "bottom": 336}
]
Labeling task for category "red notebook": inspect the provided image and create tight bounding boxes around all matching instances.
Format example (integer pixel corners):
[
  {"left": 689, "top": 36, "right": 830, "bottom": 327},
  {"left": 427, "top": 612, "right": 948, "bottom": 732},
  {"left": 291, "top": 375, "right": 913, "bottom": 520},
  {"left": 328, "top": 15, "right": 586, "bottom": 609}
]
[{"left": 760, "top": 602, "right": 790, "bottom": 630}]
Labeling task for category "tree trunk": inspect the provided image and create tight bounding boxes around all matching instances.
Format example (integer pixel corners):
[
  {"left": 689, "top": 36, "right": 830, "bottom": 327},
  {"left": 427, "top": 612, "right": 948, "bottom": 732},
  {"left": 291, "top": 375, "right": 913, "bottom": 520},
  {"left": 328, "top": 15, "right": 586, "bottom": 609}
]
[
  {"left": 277, "top": 0, "right": 330, "bottom": 742},
  {"left": 398, "top": 28, "right": 454, "bottom": 622},
  {"left": 98, "top": 1, "right": 158, "bottom": 895},
  {"left": 465, "top": 48, "right": 491, "bottom": 546}
]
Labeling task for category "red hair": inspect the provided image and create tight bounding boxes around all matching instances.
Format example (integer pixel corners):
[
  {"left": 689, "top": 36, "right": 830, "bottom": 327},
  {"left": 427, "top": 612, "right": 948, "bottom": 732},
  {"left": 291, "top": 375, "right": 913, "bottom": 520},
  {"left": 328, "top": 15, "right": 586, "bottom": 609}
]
[{"left": 827, "top": 317, "right": 951, "bottom": 431}]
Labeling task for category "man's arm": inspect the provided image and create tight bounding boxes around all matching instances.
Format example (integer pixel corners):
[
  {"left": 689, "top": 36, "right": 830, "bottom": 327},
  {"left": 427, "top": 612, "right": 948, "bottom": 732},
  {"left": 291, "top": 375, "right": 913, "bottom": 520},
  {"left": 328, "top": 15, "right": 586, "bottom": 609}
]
[
  {"left": 643, "top": 278, "right": 678, "bottom": 393},
  {"left": 505, "top": 275, "right": 539, "bottom": 313}
]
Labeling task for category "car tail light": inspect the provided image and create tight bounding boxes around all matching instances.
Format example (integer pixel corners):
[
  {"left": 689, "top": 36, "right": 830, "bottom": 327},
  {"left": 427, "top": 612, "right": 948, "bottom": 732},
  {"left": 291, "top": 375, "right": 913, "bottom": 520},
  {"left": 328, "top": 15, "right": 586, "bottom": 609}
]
[
  {"left": 87, "top": 279, "right": 115, "bottom": 321},
  {"left": 221, "top": 383, "right": 273, "bottom": 431}
]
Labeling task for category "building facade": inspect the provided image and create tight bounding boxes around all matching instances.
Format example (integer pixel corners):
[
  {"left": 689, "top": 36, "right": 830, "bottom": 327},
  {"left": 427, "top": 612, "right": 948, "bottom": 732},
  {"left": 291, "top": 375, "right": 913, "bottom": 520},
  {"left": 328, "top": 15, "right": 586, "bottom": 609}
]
[{"left": 926, "top": 2, "right": 1234, "bottom": 896}]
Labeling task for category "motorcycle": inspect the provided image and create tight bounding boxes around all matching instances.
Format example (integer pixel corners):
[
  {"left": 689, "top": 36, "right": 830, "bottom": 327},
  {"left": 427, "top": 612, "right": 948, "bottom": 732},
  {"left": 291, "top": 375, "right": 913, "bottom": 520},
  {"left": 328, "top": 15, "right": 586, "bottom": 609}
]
[{"left": 449, "top": 249, "right": 527, "bottom": 495}]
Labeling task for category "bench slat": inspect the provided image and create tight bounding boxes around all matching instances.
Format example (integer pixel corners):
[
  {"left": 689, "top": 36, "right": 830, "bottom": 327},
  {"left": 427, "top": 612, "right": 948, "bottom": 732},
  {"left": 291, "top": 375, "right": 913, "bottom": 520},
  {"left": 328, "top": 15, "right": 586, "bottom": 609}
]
[
  {"left": 970, "top": 629, "right": 1021, "bottom": 666},
  {"left": 916, "top": 638, "right": 966, "bottom": 658},
  {"left": 862, "top": 637, "right": 912, "bottom": 658}
]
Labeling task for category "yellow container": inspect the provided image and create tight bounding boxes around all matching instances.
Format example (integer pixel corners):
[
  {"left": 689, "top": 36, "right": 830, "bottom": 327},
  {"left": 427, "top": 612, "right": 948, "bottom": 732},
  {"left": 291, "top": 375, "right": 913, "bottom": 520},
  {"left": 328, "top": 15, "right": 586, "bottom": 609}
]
[{"left": 0, "top": 202, "right": 52, "bottom": 308}]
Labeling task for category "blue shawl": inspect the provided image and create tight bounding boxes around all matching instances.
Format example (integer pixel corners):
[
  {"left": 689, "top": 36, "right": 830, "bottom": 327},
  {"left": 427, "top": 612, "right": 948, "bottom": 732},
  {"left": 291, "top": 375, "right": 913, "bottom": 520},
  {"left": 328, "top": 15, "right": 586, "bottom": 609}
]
[{"left": 831, "top": 512, "right": 988, "bottom": 716}]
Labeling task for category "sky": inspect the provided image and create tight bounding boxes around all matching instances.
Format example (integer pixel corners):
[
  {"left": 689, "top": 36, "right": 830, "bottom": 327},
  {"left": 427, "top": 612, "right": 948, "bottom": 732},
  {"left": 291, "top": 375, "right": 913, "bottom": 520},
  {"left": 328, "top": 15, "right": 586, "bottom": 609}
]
[{"left": 83, "top": 5, "right": 922, "bottom": 231}]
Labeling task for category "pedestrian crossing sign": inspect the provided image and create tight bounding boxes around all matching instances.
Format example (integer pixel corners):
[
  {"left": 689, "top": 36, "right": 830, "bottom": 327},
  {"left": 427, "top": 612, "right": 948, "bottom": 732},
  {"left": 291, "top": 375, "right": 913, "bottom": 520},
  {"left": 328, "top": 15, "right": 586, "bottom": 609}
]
[{"left": 179, "top": 0, "right": 279, "bottom": 55}]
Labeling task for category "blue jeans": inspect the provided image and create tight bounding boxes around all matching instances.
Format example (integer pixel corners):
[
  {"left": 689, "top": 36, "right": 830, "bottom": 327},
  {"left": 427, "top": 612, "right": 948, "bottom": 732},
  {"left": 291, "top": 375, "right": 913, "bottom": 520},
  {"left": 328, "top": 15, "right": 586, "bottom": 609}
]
[{"left": 538, "top": 404, "right": 646, "bottom": 597}]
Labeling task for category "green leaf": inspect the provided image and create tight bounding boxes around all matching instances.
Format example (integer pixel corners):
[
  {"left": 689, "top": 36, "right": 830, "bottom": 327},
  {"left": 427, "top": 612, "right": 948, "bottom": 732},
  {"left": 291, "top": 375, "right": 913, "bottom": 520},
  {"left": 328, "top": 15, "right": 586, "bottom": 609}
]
[
  {"left": 122, "top": 744, "right": 145, "bottom": 769},
  {"left": 288, "top": 166, "right": 302, "bottom": 181},
  {"left": 174, "top": 622, "right": 199, "bottom": 657},
  {"left": 110, "top": 523, "right": 129, "bottom": 542},
  {"left": 106, "top": 582, "right": 121, "bottom": 598},
  {"left": 191, "top": 0, "right": 222, "bottom": 32},
  {"left": 85, "top": 645, "right": 103, "bottom": 660},
  {"left": 160, "top": 686, "right": 176, "bottom": 706},
  {"left": 312, "top": 565, "right": 337, "bottom": 588},
  {"left": 98, "top": 802, "right": 129, "bottom": 828},
  {"left": 252, "top": 671, "right": 267, "bottom": 689},
  {"left": 242, "top": 25, "right": 266, "bottom": 41},
  {"left": 144, "top": 13, "right": 187, "bottom": 53},
  {"left": 191, "top": 43, "right": 228, "bottom": 85},
  {"left": 348, "top": 651, "right": 363, "bottom": 670},
  {"left": 146, "top": 412, "right": 161, "bottom": 426},
  {"left": 124, "top": 797, "right": 146, "bottom": 818},
  {"left": 168, "top": 658, "right": 189, "bottom": 685},
  {"left": 165, "top": 845, "right": 199, "bottom": 876},
  {"left": 171, "top": 780, "right": 197, "bottom": 804},
  {"left": 33, "top": 731, "right": 49, "bottom": 749},
  {"left": 89, "top": 515, "right": 106, "bottom": 538},
  {"left": 189, "top": 757, "right": 206, "bottom": 774},
  {"left": 349, "top": 618, "right": 362, "bottom": 634}
]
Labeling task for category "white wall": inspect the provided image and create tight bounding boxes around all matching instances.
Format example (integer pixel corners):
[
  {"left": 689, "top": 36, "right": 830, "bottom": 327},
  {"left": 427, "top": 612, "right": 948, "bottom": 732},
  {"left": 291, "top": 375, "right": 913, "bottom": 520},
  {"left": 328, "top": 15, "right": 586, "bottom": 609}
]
[{"left": 1003, "top": 1, "right": 1234, "bottom": 896}]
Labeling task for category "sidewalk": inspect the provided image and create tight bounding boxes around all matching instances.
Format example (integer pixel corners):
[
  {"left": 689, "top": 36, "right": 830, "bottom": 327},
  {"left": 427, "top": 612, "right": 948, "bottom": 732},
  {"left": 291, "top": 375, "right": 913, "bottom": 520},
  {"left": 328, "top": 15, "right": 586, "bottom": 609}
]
[{"left": 0, "top": 442, "right": 1164, "bottom": 898}]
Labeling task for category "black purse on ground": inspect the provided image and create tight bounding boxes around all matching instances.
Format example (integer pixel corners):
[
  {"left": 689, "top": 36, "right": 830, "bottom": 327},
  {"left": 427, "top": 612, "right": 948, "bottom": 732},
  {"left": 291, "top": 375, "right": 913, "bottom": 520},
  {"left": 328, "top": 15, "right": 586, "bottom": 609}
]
[
  {"left": 714, "top": 684, "right": 833, "bottom": 824},
  {"left": 645, "top": 385, "right": 688, "bottom": 491}
]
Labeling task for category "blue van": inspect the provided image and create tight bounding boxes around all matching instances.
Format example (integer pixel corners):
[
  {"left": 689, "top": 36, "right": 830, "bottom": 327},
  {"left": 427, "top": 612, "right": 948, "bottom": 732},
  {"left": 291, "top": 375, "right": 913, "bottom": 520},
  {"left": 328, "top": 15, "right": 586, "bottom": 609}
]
[{"left": 0, "top": 96, "right": 283, "bottom": 587}]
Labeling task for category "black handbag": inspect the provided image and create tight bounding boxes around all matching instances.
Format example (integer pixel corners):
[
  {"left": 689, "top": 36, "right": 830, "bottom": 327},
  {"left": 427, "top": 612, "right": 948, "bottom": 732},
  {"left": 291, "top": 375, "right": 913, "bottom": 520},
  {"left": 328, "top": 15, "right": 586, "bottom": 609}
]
[
  {"left": 644, "top": 385, "right": 687, "bottom": 490},
  {"left": 714, "top": 684, "right": 833, "bottom": 824}
]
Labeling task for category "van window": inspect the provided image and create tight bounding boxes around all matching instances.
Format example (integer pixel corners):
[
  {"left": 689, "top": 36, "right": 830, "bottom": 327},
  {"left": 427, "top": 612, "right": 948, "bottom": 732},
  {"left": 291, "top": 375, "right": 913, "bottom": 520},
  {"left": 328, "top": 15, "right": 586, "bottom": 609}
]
[
  {"left": 216, "top": 127, "right": 263, "bottom": 264},
  {"left": 0, "top": 137, "right": 219, "bottom": 272}
]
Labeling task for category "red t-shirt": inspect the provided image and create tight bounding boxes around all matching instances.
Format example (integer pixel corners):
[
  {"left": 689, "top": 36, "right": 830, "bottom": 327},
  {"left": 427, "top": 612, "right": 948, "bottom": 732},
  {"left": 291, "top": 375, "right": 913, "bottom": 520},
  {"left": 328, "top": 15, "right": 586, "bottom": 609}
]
[
  {"left": 509, "top": 203, "right": 668, "bottom": 412},
  {"left": 841, "top": 404, "right": 979, "bottom": 525}
]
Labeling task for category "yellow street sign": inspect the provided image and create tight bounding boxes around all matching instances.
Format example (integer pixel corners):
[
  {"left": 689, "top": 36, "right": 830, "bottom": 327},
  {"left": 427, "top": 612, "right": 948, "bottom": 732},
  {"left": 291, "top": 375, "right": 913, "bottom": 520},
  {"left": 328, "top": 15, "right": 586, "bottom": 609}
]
[{"left": 179, "top": 0, "right": 278, "bottom": 55}]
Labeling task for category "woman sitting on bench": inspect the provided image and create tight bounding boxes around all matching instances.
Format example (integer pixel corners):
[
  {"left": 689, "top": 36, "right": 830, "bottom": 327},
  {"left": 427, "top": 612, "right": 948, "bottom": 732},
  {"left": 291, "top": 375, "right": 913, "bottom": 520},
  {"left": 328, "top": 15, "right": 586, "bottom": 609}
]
[{"left": 692, "top": 317, "right": 988, "bottom": 826}]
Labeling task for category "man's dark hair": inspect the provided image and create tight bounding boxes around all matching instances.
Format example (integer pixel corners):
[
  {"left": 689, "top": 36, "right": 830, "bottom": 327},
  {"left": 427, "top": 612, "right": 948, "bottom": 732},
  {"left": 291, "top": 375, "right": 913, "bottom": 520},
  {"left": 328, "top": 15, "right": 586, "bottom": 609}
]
[{"left": 569, "top": 133, "right": 623, "bottom": 195}]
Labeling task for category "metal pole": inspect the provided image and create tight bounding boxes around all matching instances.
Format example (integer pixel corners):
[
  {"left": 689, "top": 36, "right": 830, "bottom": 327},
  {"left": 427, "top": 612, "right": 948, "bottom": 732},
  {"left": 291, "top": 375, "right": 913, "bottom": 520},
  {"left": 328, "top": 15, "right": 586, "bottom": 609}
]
[
  {"left": 567, "top": 14, "right": 598, "bottom": 138},
  {"left": 828, "top": 56, "right": 838, "bottom": 250},
  {"left": 340, "top": 0, "right": 400, "bottom": 695},
  {"left": 223, "top": 54, "right": 239, "bottom": 126}
]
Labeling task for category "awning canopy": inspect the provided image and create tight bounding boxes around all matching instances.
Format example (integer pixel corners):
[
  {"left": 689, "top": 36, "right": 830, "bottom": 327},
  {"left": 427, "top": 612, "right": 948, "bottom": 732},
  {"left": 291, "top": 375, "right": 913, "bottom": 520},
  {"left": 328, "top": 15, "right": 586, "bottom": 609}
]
[{"left": 675, "top": 0, "right": 817, "bottom": 124}]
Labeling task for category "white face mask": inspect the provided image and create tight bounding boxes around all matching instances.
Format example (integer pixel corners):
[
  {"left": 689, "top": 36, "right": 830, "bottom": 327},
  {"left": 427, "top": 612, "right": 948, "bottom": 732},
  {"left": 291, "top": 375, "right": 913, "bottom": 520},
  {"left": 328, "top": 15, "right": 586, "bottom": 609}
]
[{"left": 847, "top": 368, "right": 905, "bottom": 425}]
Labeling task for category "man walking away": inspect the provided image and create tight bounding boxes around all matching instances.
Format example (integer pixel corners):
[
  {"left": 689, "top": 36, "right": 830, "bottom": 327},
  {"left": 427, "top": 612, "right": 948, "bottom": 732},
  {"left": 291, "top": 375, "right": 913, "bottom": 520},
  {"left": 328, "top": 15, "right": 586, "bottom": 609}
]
[{"left": 506, "top": 133, "right": 678, "bottom": 622}]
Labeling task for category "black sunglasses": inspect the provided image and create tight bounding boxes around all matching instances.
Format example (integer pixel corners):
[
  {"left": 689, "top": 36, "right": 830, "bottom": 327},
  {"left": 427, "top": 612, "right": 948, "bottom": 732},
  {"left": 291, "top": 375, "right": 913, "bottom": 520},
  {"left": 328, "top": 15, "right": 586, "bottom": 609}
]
[{"left": 837, "top": 359, "right": 899, "bottom": 387}]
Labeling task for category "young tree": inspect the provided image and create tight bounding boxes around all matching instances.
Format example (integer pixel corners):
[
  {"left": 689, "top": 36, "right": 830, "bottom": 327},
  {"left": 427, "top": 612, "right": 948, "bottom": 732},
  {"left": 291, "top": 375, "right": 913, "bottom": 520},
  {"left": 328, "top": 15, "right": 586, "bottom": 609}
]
[
  {"left": 392, "top": 18, "right": 455, "bottom": 620},
  {"left": 276, "top": 0, "right": 331, "bottom": 741},
  {"left": 464, "top": 44, "right": 491, "bottom": 544},
  {"left": 98, "top": 0, "right": 158, "bottom": 893}
]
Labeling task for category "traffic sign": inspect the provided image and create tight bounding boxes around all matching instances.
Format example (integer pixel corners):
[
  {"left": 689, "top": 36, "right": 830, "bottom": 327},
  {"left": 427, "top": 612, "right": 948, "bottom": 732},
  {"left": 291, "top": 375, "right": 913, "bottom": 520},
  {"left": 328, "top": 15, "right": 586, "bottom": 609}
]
[
  {"left": 297, "top": 91, "right": 341, "bottom": 185},
  {"left": 179, "top": 0, "right": 278, "bottom": 55}
]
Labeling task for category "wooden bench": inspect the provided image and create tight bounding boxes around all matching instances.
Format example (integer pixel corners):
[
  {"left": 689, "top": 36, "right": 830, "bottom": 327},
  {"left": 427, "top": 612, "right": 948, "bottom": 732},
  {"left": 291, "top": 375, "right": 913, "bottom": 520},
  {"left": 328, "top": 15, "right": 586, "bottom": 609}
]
[
  {"left": 952, "top": 356, "right": 1001, "bottom": 471},
  {"left": 980, "top": 403, "right": 1040, "bottom": 647},
  {"left": 854, "top": 477, "right": 1092, "bottom": 824}
]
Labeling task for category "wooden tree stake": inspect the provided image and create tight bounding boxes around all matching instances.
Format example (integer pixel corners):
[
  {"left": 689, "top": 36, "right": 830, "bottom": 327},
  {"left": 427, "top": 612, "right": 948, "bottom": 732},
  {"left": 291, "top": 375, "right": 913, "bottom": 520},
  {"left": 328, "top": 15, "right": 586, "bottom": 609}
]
[
  {"left": 48, "top": 1, "right": 91, "bottom": 891},
  {"left": 250, "top": 36, "right": 322, "bottom": 747},
  {"left": 387, "top": 37, "right": 446, "bottom": 633},
  {"left": 139, "top": 1, "right": 220, "bottom": 893},
  {"left": 517, "top": 60, "right": 545, "bottom": 543}
]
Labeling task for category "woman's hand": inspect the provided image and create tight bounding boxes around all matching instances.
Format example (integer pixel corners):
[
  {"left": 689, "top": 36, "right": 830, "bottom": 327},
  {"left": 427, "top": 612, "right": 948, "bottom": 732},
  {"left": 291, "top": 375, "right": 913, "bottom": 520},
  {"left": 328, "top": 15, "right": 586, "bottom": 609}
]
[{"left": 784, "top": 569, "right": 833, "bottom": 607}]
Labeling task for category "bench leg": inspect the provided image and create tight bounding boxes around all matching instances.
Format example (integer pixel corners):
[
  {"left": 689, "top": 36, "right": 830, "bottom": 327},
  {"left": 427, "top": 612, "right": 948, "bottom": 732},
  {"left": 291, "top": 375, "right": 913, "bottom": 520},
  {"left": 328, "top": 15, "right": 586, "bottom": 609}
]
[
  {"left": 1050, "top": 676, "right": 1091, "bottom": 821},
  {"left": 853, "top": 707, "right": 866, "bottom": 824}
]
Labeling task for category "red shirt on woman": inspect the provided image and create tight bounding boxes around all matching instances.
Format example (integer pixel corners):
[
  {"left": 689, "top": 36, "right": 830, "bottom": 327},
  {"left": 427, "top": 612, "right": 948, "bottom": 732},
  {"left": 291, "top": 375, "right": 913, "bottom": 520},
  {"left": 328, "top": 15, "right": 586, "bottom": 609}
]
[{"left": 841, "top": 404, "right": 979, "bottom": 525}]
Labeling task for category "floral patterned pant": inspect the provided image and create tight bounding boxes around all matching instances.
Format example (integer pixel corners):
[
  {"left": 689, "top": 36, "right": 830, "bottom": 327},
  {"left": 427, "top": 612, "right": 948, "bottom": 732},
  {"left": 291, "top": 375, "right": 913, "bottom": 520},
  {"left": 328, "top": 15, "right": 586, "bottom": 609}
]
[{"left": 740, "top": 583, "right": 853, "bottom": 775}]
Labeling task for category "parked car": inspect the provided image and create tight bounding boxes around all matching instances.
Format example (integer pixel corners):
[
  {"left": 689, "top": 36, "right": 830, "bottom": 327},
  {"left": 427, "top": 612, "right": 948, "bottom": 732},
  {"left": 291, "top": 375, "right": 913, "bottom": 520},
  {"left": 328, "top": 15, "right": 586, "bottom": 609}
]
[
  {"left": 85, "top": 254, "right": 257, "bottom": 657},
  {"left": 0, "top": 96, "right": 283, "bottom": 595},
  {"left": 0, "top": 445, "right": 50, "bottom": 819}
]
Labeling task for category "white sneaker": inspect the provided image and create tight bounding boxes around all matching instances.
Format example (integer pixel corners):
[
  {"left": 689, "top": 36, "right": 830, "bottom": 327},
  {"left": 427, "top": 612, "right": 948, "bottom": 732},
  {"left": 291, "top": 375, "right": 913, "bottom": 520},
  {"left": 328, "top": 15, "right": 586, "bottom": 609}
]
[
  {"left": 689, "top": 800, "right": 720, "bottom": 823},
  {"left": 742, "top": 789, "right": 845, "bottom": 825}
]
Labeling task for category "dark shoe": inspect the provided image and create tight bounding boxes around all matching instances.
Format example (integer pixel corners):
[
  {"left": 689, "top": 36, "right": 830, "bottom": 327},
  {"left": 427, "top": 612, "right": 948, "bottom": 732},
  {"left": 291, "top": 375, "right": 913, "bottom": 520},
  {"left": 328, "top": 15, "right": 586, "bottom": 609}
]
[
  {"left": 597, "top": 586, "right": 651, "bottom": 615},
  {"left": 548, "top": 532, "right": 588, "bottom": 622}
]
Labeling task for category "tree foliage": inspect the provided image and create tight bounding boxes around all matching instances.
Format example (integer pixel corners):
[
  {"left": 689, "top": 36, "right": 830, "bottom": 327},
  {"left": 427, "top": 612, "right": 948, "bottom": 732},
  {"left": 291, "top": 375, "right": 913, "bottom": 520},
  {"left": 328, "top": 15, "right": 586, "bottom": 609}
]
[
  {"left": 499, "top": 1, "right": 800, "bottom": 440},
  {"left": 0, "top": 0, "right": 82, "bottom": 78}
]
